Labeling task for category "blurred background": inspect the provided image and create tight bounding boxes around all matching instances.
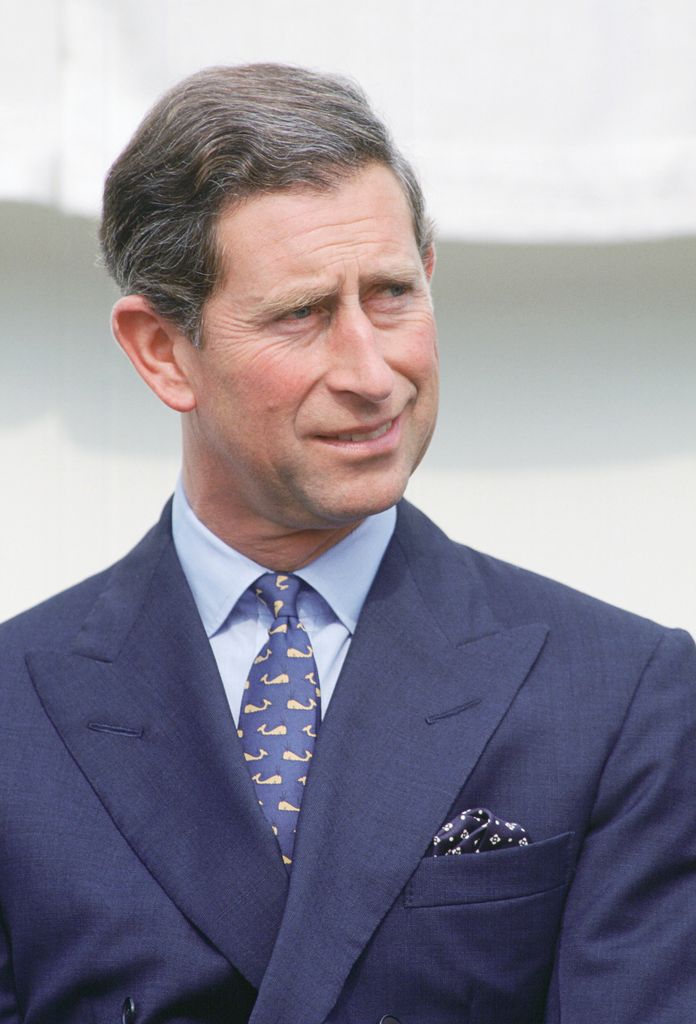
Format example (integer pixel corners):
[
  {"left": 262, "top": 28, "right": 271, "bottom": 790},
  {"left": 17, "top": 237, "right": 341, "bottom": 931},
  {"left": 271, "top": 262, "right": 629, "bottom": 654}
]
[{"left": 1, "top": 0, "right": 694, "bottom": 632}]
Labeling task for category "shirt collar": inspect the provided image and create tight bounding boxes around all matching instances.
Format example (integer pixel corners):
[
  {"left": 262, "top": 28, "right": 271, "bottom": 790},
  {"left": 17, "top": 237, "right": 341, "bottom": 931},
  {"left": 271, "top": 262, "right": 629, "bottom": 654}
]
[
  {"left": 171, "top": 478, "right": 396, "bottom": 638},
  {"left": 294, "top": 503, "right": 396, "bottom": 634}
]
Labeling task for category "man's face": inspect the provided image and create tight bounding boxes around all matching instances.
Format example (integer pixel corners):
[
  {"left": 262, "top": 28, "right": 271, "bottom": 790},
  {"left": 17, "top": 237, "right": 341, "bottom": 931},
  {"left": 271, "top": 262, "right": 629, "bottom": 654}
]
[{"left": 179, "top": 162, "right": 439, "bottom": 535}]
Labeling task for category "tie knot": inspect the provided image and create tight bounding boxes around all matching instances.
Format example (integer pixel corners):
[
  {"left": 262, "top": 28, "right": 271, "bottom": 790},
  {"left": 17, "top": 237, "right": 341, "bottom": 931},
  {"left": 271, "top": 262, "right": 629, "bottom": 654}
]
[{"left": 253, "top": 572, "right": 302, "bottom": 621}]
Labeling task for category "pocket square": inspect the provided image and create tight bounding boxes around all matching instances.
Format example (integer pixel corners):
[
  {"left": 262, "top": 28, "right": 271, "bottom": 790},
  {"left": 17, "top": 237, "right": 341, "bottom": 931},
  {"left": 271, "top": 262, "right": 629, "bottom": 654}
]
[{"left": 431, "top": 807, "right": 531, "bottom": 856}]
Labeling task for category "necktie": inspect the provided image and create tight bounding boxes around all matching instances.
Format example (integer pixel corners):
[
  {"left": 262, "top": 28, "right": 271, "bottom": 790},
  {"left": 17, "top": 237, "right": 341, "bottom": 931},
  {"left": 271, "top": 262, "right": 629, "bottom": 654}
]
[{"left": 239, "top": 572, "right": 321, "bottom": 867}]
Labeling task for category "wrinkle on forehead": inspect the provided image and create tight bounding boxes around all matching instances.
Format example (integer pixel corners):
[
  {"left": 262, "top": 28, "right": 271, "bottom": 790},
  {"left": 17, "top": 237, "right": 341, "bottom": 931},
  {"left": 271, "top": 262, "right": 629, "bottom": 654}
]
[
  {"left": 218, "top": 164, "right": 414, "bottom": 243},
  {"left": 211, "top": 164, "right": 425, "bottom": 309},
  {"left": 243, "top": 211, "right": 417, "bottom": 274}
]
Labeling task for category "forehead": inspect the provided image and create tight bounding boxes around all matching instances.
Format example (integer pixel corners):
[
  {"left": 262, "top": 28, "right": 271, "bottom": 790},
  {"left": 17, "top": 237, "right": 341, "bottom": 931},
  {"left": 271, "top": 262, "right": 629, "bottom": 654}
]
[{"left": 213, "top": 164, "right": 421, "bottom": 292}]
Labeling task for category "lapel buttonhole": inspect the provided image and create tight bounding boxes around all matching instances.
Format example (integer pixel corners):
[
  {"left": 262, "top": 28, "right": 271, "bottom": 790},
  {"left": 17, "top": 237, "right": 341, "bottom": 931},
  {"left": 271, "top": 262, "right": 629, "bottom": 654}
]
[
  {"left": 425, "top": 698, "right": 481, "bottom": 724},
  {"left": 87, "top": 722, "right": 143, "bottom": 738}
]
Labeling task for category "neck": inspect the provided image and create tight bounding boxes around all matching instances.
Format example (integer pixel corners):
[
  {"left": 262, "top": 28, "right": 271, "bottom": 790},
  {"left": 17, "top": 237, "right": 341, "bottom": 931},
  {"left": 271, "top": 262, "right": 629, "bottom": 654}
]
[
  {"left": 180, "top": 473, "right": 361, "bottom": 572},
  {"left": 194, "top": 512, "right": 360, "bottom": 571}
]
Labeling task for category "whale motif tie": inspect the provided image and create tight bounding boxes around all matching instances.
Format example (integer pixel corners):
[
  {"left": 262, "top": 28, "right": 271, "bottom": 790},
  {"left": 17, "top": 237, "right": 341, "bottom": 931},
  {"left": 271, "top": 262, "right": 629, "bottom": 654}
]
[{"left": 240, "top": 573, "right": 321, "bottom": 867}]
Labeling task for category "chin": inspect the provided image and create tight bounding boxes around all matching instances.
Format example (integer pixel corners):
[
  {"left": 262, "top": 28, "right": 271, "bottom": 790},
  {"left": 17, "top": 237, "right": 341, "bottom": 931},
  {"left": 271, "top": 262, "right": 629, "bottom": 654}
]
[{"left": 308, "top": 482, "right": 407, "bottom": 528}]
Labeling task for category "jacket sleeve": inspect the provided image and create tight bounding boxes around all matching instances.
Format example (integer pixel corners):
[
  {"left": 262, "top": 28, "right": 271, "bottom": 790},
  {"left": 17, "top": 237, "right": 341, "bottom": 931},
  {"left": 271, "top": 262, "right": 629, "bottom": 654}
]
[
  {"left": 0, "top": 915, "right": 20, "bottom": 1024},
  {"left": 544, "top": 627, "right": 696, "bottom": 1023}
]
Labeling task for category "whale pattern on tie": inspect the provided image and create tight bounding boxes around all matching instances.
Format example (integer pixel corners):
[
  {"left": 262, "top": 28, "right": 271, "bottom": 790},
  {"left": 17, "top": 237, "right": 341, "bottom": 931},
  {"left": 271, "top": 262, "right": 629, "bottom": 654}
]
[
  {"left": 240, "top": 573, "right": 321, "bottom": 867},
  {"left": 257, "top": 723, "right": 288, "bottom": 736},
  {"left": 243, "top": 748, "right": 268, "bottom": 762}
]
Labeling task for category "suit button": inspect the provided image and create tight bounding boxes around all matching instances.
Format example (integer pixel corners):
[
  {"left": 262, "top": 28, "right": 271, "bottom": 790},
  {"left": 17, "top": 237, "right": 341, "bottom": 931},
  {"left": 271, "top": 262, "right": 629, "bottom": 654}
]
[
  {"left": 121, "top": 997, "right": 136, "bottom": 1023},
  {"left": 379, "top": 1017, "right": 401, "bottom": 1024}
]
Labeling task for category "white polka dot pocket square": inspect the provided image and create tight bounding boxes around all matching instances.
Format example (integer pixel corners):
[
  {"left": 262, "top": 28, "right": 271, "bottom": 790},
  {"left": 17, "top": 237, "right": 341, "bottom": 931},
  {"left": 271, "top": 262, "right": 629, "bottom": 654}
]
[{"left": 431, "top": 807, "right": 531, "bottom": 855}]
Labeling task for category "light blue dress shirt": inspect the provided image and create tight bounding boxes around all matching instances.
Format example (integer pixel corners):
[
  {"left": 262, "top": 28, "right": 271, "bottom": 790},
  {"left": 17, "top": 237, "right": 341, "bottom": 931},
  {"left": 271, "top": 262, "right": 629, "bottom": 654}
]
[{"left": 171, "top": 480, "right": 396, "bottom": 725}]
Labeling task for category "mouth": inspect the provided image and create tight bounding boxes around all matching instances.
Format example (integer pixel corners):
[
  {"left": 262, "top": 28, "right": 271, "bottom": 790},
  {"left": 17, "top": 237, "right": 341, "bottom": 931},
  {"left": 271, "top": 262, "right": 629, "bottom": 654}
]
[
  {"left": 315, "top": 415, "right": 402, "bottom": 452},
  {"left": 333, "top": 420, "right": 393, "bottom": 443}
]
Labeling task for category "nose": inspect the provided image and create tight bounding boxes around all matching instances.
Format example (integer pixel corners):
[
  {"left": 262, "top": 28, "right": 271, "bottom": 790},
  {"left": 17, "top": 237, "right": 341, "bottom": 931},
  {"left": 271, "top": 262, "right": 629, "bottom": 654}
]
[{"left": 324, "top": 304, "right": 395, "bottom": 404}]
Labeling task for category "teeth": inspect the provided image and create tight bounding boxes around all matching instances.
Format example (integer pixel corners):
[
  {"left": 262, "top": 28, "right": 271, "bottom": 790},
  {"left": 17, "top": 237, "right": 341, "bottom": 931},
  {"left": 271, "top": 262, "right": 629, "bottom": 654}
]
[{"left": 336, "top": 421, "right": 392, "bottom": 443}]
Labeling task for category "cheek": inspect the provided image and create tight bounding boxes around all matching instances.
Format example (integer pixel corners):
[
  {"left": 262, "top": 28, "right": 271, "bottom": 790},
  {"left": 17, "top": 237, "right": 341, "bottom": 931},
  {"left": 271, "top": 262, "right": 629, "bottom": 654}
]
[
  {"left": 199, "top": 351, "right": 301, "bottom": 417},
  {"left": 391, "top": 327, "right": 439, "bottom": 385},
  {"left": 241, "top": 350, "right": 323, "bottom": 416}
]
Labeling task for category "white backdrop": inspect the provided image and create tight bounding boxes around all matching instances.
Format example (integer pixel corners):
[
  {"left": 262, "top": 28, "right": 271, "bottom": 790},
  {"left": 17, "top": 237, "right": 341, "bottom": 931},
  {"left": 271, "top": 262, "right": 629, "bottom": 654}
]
[
  {"left": 1, "top": 2, "right": 695, "bottom": 633},
  {"left": 4, "top": 0, "right": 696, "bottom": 238}
]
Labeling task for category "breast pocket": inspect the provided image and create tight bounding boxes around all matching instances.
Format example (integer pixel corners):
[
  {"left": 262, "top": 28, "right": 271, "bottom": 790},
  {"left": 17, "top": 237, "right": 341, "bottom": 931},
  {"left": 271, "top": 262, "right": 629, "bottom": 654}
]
[{"left": 404, "top": 830, "right": 575, "bottom": 907}]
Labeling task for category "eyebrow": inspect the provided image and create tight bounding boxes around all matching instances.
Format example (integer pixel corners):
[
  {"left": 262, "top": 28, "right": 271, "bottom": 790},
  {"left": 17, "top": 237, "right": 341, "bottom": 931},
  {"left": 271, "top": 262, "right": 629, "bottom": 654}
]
[
  {"left": 249, "top": 264, "right": 425, "bottom": 324},
  {"left": 250, "top": 286, "right": 338, "bottom": 324}
]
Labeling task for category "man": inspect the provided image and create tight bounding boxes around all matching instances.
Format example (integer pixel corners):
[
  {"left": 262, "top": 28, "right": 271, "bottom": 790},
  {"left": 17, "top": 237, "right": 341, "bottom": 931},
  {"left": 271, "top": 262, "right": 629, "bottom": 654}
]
[{"left": 0, "top": 64, "right": 694, "bottom": 1024}]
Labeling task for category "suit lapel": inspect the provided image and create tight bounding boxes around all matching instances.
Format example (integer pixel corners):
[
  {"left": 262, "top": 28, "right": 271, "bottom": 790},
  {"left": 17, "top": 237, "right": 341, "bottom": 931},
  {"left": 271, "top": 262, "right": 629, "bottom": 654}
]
[
  {"left": 26, "top": 507, "right": 288, "bottom": 989},
  {"left": 250, "top": 504, "right": 548, "bottom": 1024},
  {"left": 25, "top": 500, "right": 548, "bottom": 1015}
]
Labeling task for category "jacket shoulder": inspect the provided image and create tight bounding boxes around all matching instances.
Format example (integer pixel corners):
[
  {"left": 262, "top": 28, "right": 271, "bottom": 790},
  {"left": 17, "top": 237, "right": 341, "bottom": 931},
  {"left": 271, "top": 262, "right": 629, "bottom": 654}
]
[
  {"left": 396, "top": 500, "right": 683, "bottom": 651},
  {"left": 0, "top": 506, "right": 172, "bottom": 657},
  {"left": 0, "top": 567, "right": 113, "bottom": 655}
]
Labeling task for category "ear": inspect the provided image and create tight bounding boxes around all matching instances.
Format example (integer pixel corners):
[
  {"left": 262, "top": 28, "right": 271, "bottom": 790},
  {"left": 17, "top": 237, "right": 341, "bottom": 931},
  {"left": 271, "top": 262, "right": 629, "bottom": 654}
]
[
  {"left": 111, "top": 295, "right": 197, "bottom": 413},
  {"left": 423, "top": 243, "right": 436, "bottom": 282}
]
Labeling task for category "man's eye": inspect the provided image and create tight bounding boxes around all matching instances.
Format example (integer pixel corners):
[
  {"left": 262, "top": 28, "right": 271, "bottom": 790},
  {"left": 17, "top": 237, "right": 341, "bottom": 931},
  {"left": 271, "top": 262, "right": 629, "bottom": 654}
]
[
  {"left": 288, "top": 306, "right": 313, "bottom": 320},
  {"left": 387, "top": 284, "right": 407, "bottom": 298}
]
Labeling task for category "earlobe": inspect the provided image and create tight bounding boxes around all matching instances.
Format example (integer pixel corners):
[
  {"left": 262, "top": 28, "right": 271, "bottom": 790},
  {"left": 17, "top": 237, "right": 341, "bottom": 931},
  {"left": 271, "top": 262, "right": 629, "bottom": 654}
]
[{"left": 111, "top": 295, "right": 197, "bottom": 413}]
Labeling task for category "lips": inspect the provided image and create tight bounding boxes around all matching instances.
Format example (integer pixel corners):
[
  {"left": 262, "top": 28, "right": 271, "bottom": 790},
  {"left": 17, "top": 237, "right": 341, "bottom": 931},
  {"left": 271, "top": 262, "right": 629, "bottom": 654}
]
[{"left": 334, "top": 420, "right": 393, "bottom": 443}]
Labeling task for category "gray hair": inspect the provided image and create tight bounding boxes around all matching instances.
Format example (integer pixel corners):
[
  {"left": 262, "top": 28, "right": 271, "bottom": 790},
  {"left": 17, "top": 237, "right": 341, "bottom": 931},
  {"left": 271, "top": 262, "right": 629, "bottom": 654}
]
[{"left": 99, "top": 63, "right": 432, "bottom": 345}]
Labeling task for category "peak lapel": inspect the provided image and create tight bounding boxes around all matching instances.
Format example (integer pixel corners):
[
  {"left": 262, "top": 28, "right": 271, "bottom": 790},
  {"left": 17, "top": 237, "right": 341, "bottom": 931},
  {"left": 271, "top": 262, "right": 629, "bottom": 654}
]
[
  {"left": 250, "top": 509, "right": 548, "bottom": 1024},
  {"left": 27, "top": 509, "right": 287, "bottom": 988}
]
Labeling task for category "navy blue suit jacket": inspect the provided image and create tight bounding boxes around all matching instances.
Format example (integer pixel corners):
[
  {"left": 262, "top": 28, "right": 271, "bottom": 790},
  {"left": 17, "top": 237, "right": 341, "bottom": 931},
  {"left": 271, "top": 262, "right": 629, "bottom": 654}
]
[{"left": 1, "top": 500, "right": 695, "bottom": 1023}]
